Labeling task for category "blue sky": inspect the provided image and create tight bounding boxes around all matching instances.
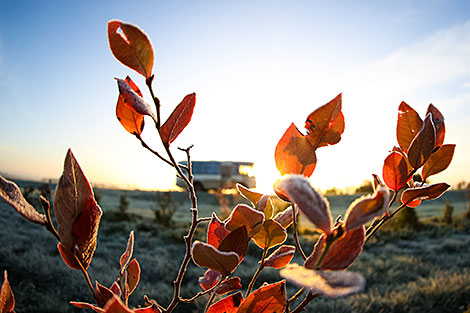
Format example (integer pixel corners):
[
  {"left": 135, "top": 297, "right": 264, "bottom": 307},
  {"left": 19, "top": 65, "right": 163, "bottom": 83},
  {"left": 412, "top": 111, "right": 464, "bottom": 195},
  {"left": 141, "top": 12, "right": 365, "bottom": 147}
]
[{"left": 1, "top": 0, "right": 470, "bottom": 192}]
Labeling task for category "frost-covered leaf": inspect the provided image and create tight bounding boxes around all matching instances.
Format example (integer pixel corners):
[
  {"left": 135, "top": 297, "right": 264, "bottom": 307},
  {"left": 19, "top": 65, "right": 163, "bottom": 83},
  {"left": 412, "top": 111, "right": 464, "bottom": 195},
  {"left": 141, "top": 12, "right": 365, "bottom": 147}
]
[
  {"left": 191, "top": 241, "right": 239, "bottom": 276},
  {"left": 422, "top": 144, "right": 455, "bottom": 181},
  {"left": 207, "top": 213, "right": 230, "bottom": 248},
  {"left": 264, "top": 245, "right": 295, "bottom": 269},
  {"left": 120, "top": 231, "right": 134, "bottom": 273},
  {"left": 237, "top": 280, "right": 286, "bottom": 313},
  {"left": 401, "top": 183, "right": 450, "bottom": 206},
  {"left": 160, "top": 93, "right": 196, "bottom": 144},
  {"left": 397, "top": 101, "right": 423, "bottom": 151},
  {"left": 426, "top": 104, "right": 445, "bottom": 149},
  {"left": 344, "top": 187, "right": 389, "bottom": 231},
  {"left": 407, "top": 114, "right": 436, "bottom": 169},
  {"left": 225, "top": 204, "right": 264, "bottom": 238},
  {"left": 116, "top": 76, "right": 145, "bottom": 135},
  {"left": 115, "top": 78, "right": 156, "bottom": 122}
]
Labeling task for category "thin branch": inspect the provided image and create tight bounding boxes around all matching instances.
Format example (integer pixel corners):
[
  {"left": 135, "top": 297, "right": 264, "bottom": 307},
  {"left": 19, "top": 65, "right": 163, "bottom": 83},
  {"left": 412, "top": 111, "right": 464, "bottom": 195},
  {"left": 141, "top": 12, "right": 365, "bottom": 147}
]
[
  {"left": 135, "top": 134, "right": 174, "bottom": 168},
  {"left": 291, "top": 292, "right": 319, "bottom": 313},
  {"left": 246, "top": 246, "right": 269, "bottom": 296},
  {"left": 180, "top": 278, "right": 224, "bottom": 303},
  {"left": 72, "top": 252, "right": 96, "bottom": 301},
  {"left": 292, "top": 204, "right": 307, "bottom": 260},
  {"left": 40, "top": 196, "right": 60, "bottom": 242}
]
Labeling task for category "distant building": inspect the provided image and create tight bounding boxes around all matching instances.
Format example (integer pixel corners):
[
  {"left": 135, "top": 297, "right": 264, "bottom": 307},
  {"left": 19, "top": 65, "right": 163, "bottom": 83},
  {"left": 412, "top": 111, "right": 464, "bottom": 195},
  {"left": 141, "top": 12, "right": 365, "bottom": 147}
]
[{"left": 176, "top": 161, "right": 256, "bottom": 191}]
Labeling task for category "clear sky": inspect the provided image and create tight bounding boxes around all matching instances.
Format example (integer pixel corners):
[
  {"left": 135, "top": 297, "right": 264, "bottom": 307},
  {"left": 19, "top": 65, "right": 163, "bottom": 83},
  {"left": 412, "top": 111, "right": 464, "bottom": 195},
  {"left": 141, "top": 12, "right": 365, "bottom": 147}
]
[{"left": 1, "top": 0, "right": 469, "bottom": 193}]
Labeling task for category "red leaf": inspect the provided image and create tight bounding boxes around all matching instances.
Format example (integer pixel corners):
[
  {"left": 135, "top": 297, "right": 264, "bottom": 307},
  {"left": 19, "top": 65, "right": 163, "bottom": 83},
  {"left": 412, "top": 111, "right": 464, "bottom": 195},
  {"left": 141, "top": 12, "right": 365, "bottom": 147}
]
[
  {"left": 382, "top": 151, "right": 409, "bottom": 192},
  {"left": 198, "top": 269, "right": 221, "bottom": 291},
  {"left": 264, "top": 245, "right": 296, "bottom": 269},
  {"left": 275, "top": 123, "right": 316, "bottom": 177},
  {"left": 133, "top": 304, "right": 161, "bottom": 313},
  {"left": 116, "top": 76, "right": 145, "bottom": 135},
  {"left": 0, "top": 175, "right": 47, "bottom": 225},
  {"left": 401, "top": 183, "right": 450, "bottom": 206},
  {"left": 206, "top": 291, "right": 243, "bottom": 313},
  {"left": 215, "top": 277, "right": 242, "bottom": 295},
  {"left": 344, "top": 187, "right": 390, "bottom": 231},
  {"left": 237, "top": 280, "right": 286, "bottom": 313},
  {"left": 207, "top": 213, "right": 230, "bottom": 248},
  {"left": 421, "top": 144, "right": 455, "bottom": 181},
  {"left": 191, "top": 241, "right": 240, "bottom": 276},
  {"left": 225, "top": 204, "right": 265, "bottom": 238},
  {"left": 218, "top": 226, "right": 248, "bottom": 261},
  {"left": 108, "top": 20, "right": 154, "bottom": 78},
  {"left": 54, "top": 149, "right": 102, "bottom": 270},
  {"left": 57, "top": 242, "right": 81, "bottom": 270},
  {"left": 304, "top": 226, "right": 365, "bottom": 270},
  {"left": 124, "top": 259, "right": 140, "bottom": 297},
  {"left": 305, "top": 93, "right": 345, "bottom": 149},
  {"left": 407, "top": 114, "right": 436, "bottom": 169},
  {"left": 426, "top": 104, "right": 445, "bottom": 149},
  {"left": 115, "top": 78, "right": 156, "bottom": 122},
  {"left": 102, "top": 295, "right": 133, "bottom": 313},
  {"left": 120, "top": 231, "right": 135, "bottom": 273},
  {"left": 95, "top": 281, "right": 115, "bottom": 308},
  {"left": 0, "top": 271, "right": 15, "bottom": 313},
  {"left": 160, "top": 93, "right": 196, "bottom": 144},
  {"left": 397, "top": 101, "right": 423, "bottom": 151},
  {"left": 70, "top": 302, "right": 104, "bottom": 313}
]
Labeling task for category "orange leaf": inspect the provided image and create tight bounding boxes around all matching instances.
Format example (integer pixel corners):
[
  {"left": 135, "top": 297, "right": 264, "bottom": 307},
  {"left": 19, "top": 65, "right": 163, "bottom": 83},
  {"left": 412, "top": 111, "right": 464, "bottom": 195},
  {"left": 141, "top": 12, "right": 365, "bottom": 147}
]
[
  {"left": 218, "top": 226, "right": 248, "bottom": 260},
  {"left": 275, "top": 175, "right": 332, "bottom": 235},
  {"left": 54, "top": 149, "right": 102, "bottom": 269},
  {"left": 401, "top": 183, "right": 450, "bottom": 206},
  {"left": 407, "top": 114, "right": 436, "bottom": 169},
  {"left": 382, "top": 151, "right": 409, "bottom": 192},
  {"left": 108, "top": 20, "right": 154, "bottom": 78},
  {"left": 198, "top": 269, "right": 221, "bottom": 291},
  {"left": 225, "top": 204, "right": 265, "bottom": 238},
  {"left": 0, "top": 175, "right": 47, "bottom": 226},
  {"left": 304, "top": 225, "right": 365, "bottom": 270},
  {"left": 115, "top": 78, "right": 156, "bottom": 122},
  {"left": 120, "top": 231, "right": 134, "bottom": 273},
  {"left": 133, "top": 304, "right": 161, "bottom": 313},
  {"left": 103, "top": 295, "right": 133, "bottom": 313},
  {"left": 252, "top": 220, "right": 287, "bottom": 249},
  {"left": 0, "top": 271, "right": 15, "bottom": 313},
  {"left": 275, "top": 123, "right": 316, "bottom": 177},
  {"left": 421, "top": 144, "right": 455, "bottom": 181},
  {"left": 57, "top": 242, "right": 81, "bottom": 270},
  {"left": 160, "top": 93, "right": 196, "bottom": 144},
  {"left": 344, "top": 187, "right": 390, "bottom": 231},
  {"left": 280, "top": 264, "right": 365, "bottom": 298},
  {"left": 207, "top": 291, "right": 243, "bottom": 313},
  {"left": 426, "top": 104, "right": 445, "bottom": 149},
  {"left": 237, "top": 280, "right": 286, "bottom": 313},
  {"left": 191, "top": 241, "right": 239, "bottom": 276},
  {"left": 305, "top": 93, "right": 344, "bottom": 149},
  {"left": 116, "top": 76, "right": 145, "bottom": 135},
  {"left": 273, "top": 207, "right": 294, "bottom": 229},
  {"left": 236, "top": 183, "right": 263, "bottom": 207},
  {"left": 215, "top": 277, "right": 242, "bottom": 295},
  {"left": 397, "top": 101, "right": 423, "bottom": 151},
  {"left": 71, "top": 302, "right": 104, "bottom": 313},
  {"left": 95, "top": 281, "right": 115, "bottom": 308},
  {"left": 124, "top": 259, "right": 140, "bottom": 297},
  {"left": 207, "top": 213, "right": 230, "bottom": 248},
  {"left": 263, "top": 245, "right": 296, "bottom": 269}
]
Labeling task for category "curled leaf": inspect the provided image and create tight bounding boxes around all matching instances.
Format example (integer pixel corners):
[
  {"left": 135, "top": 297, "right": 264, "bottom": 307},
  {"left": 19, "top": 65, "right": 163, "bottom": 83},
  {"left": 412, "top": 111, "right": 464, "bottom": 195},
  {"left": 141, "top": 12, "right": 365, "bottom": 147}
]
[
  {"left": 273, "top": 207, "right": 294, "bottom": 229},
  {"left": 0, "top": 175, "right": 47, "bottom": 225},
  {"left": 120, "top": 231, "right": 134, "bottom": 273},
  {"left": 304, "top": 226, "right": 365, "bottom": 270},
  {"left": 421, "top": 144, "right": 455, "bottom": 181},
  {"left": 102, "top": 294, "right": 133, "bottom": 313},
  {"left": 397, "top": 101, "right": 423, "bottom": 151},
  {"left": 275, "top": 175, "right": 332, "bottom": 235},
  {"left": 344, "top": 187, "right": 390, "bottom": 231},
  {"left": 206, "top": 291, "right": 243, "bottom": 313},
  {"left": 275, "top": 123, "right": 316, "bottom": 177},
  {"left": 305, "top": 93, "right": 345, "bottom": 149},
  {"left": 225, "top": 204, "right": 265, "bottom": 238},
  {"left": 116, "top": 76, "right": 145, "bottom": 135},
  {"left": 252, "top": 219, "right": 287, "bottom": 249},
  {"left": 215, "top": 277, "right": 242, "bottom": 295},
  {"left": 95, "top": 281, "right": 116, "bottom": 308},
  {"left": 264, "top": 245, "right": 296, "bottom": 269},
  {"left": 160, "top": 93, "right": 196, "bottom": 144},
  {"left": 280, "top": 264, "right": 365, "bottom": 298},
  {"left": 237, "top": 280, "right": 286, "bottom": 313},
  {"left": 115, "top": 78, "right": 156, "bottom": 122},
  {"left": 401, "top": 183, "right": 450, "bottom": 206},
  {"left": 236, "top": 183, "right": 263, "bottom": 206},
  {"left": 191, "top": 241, "right": 239, "bottom": 276},
  {"left": 198, "top": 269, "right": 221, "bottom": 291},
  {"left": 382, "top": 151, "right": 409, "bottom": 192},
  {"left": 426, "top": 104, "right": 445, "bottom": 149},
  {"left": 407, "top": 114, "right": 436, "bottom": 169},
  {"left": 0, "top": 271, "right": 15, "bottom": 313},
  {"left": 108, "top": 20, "right": 154, "bottom": 78}
]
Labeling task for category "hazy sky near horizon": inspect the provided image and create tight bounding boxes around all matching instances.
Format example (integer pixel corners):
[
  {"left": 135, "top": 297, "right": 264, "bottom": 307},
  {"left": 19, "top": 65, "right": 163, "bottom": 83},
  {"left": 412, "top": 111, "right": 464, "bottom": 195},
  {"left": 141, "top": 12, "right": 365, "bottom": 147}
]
[{"left": 1, "top": 1, "right": 470, "bottom": 193}]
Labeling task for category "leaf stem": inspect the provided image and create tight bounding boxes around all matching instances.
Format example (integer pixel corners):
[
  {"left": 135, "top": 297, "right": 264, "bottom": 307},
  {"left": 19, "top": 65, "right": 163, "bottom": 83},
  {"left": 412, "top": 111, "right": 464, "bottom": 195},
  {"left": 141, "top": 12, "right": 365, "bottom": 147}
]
[
  {"left": 72, "top": 252, "right": 96, "bottom": 301},
  {"left": 40, "top": 196, "right": 60, "bottom": 242},
  {"left": 246, "top": 246, "right": 269, "bottom": 297},
  {"left": 292, "top": 204, "right": 307, "bottom": 260},
  {"left": 290, "top": 292, "right": 319, "bottom": 313}
]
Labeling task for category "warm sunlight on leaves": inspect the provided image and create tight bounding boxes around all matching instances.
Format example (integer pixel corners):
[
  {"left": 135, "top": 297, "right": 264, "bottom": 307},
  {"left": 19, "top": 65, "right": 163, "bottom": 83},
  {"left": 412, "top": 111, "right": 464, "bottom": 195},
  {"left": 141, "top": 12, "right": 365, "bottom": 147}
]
[
  {"left": 397, "top": 101, "right": 423, "bottom": 152},
  {"left": 108, "top": 20, "right": 154, "bottom": 78},
  {"left": 160, "top": 93, "right": 196, "bottom": 144},
  {"left": 382, "top": 151, "right": 409, "bottom": 192},
  {"left": 218, "top": 226, "right": 248, "bottom": 262},
  {"left": 115, "top": 78, "right": 156, "bottom": 122},
  {"left": 263, "top": 245, "right": 295, "bottom": 269},
  {"left": 0, "top": 271, "right": 15, "bottom": 313},
  {"left": 237, "top": 280, "right": 286, "bottom": 313},
  {"left": 344, "top": 187, "right": 390, "bottom": 231},
  {"left": 225, "top": 204, "right": 265, "bottom": 238},
  {"left": 426, "top": 104, "right": 445, "bottom": 149},
  {"left": 401, "top": 183, "right": 450, "bottom": 207},
  {"left": 422, "top": 144, "right": 455, "bottom": 181},
  {"left": 207, "top": 213, "right": 230, "bottom": 248},
  {"left": 191, "top": 241, "right": 240, "bottom": 276},
  {"left": 116, "top": 76, "right": 145, "bottom": 136},
  {"left": 252, "top": 220, "right": 287, "bottom": 249},
  {"left": 206, "top": 292, "right": 243, "bottom": 313},
  {"left": 407, "top": 114, "right": 436, "bottom": 169}
]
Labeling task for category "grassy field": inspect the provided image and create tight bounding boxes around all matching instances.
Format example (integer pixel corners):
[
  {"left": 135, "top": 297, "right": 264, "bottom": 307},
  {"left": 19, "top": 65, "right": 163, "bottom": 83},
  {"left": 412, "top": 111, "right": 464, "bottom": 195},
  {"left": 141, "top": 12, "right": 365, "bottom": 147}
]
[{"left": 1, "top": 181, "right": 469, "bottom": 312}]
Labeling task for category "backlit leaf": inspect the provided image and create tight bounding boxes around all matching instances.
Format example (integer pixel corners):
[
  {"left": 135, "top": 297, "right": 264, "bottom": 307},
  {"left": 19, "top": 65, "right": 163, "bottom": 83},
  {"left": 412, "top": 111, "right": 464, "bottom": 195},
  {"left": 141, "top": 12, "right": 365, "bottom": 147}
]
[
  {"left": 70, "top": 302, "right": 104, "bottom": 313},
  {"left": 218, "top": 226, "right": 248, "bottom": 260},
  {"left": 382, "top": 151, "right": 409, "bottom": 192},
  {"left": 236, "top": 183, "right": 263, "bottom": 206},
  {"left": 407, "top": 114, "right": 436, "bottom": 169},
  {"left": 280, "top": 264, "right": 365, "bottom": 298},
  {"left": 198, "top": 269, "right": 221, "bottom": 291},
  {"left": 116, "top": 76, "right": 145, "bottom": 135},
  {"left": 237, "top": 280, "right": 286, "bottom": 313},
  {"left": 54, "top": 149, "right": 102, "bottom": 269},
  {"left": 215, "top": 277, "right": 242, "bottom": 295},
  {"left": 0, "top": 271, "right": 15, "bottom": 313},
  {"left": 206, "top": 292, "right": 243, "bottom": 313},
  {"left": 264, "top": 245, "right": 295, "bottom": 269},
  {"left": 108, "top": 20, "right": 154, "bottom": 78},
  {"left": 401, "top": 183, "right": 450, "bottom": 206},
  {"left": 57, "top": 242, "right": 81, "bottom": 270},
  {"left": 207, "top": 213, "right": 230, "bottom": 248},
  {"left": 252, "top": 220, "right": 287, "bottom": 249},
  {"left": 397, "top": 101, "right": 423, "bottom": 151},
  {"left": 191, "top": 241, "right": 240, "bottom": 276},
  {"left": 273, "top": 207, "right": 294, "bottom": 229},
  {"left": 344, "top": 187, "right": 390, "bottom": 231},
  {"left": 95, "top": 281, "right": 115, "bottom": 308},
  {"left": 120, "top": 231, "right": 134, "bottom": 273},
  {"left": 422, "top": 144, "right": 455, "bottom": 181},
  {"left": 160, "top": 93, "right": 196, "bottom": 144},
  {"left": 115, "top": 78, "right": 156, "bottom": 122},
  {"left": 305, "top": 93, "right": 344, "bottom": 149},
  {"left": 102, "top": 295, "right": 133, "bottom": 313},
  {"left": 256, "top": 195, "right": 274, "bottom": 219},
  {"left": 426, "top": 104, "right": 445, "bottom": 149},
  {"left": 275, "top": 123, "right": 316, "bottom": 177},
  {"left": 0, "top": 175, "right": 47, "bottom": 225},
  {"left": 304, "top": 226, "right": 365, "bottom": 270},
  {"left": 225, "top": 204, "right": 265, "bottom": 238},
  {"left": 275, "top": 175, "right": 332, "bottom": 235},
  {"left": 124, "top": 259, "right": 140, "bottom": 297}
]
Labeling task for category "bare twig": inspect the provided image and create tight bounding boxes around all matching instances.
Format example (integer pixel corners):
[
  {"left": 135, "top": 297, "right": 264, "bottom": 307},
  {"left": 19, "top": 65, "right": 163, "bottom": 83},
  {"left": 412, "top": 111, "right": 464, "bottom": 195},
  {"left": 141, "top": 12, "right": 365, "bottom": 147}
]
[
  {"left": 292, "top": 204, "right": 307, "bottom": 260},
  {"left": 246, "top": 246, "right": 269, "bottom": 296}
]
